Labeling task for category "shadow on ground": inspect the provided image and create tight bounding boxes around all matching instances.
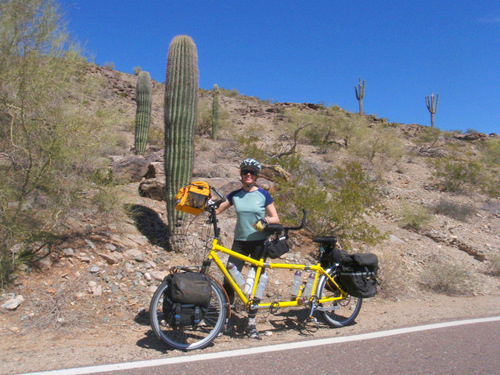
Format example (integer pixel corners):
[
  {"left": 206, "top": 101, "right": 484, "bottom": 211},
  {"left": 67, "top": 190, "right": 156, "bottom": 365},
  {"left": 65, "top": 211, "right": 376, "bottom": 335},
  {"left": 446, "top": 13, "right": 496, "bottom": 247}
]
[{"left": 126, "top": 204, "right": 170, "bottom": 249}]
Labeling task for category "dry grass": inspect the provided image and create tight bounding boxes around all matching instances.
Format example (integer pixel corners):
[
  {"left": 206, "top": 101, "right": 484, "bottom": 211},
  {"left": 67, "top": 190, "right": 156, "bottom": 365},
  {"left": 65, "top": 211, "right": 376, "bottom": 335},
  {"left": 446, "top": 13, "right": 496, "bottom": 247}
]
[{"left": 419, "top": 255, "right": 479, "bottom": 296}]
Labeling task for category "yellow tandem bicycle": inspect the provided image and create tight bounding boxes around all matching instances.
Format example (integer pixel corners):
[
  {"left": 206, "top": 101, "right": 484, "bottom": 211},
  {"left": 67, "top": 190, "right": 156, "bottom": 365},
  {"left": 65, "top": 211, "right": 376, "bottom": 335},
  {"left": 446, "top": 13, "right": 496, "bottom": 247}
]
[{"left": 150, "top": 188, "right": 365, "bottom": 351}]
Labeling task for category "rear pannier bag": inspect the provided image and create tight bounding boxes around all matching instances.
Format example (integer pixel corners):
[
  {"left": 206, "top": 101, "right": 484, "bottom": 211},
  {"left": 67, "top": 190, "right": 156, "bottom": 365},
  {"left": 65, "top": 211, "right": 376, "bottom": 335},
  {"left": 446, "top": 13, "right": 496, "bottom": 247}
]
[
  {"left": 163, "top": 272, "right": 212, "bottom": 327},
  {"left": 175, "top": 181, "right": 211, "bottom": 216},
  {"left": 339, "top": 253, "right": 378, "bottom": 298}
]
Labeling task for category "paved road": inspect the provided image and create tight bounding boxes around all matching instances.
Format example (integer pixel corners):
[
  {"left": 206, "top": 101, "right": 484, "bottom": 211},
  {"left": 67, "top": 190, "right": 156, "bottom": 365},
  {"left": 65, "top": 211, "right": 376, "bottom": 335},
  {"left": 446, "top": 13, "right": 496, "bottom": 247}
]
[{"left": 25, "top": 317, "right": 500, "bottom": 375}]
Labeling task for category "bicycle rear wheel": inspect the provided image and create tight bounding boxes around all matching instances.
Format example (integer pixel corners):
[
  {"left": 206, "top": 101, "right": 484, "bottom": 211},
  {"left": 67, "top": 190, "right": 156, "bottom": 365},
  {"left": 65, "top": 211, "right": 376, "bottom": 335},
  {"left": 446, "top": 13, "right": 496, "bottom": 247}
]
[
  {"left": 317, "top": 268, "right": 362, "bottom": 327},
  {"left": 149, "top": 276, "right": 228, "bottom": 351}
]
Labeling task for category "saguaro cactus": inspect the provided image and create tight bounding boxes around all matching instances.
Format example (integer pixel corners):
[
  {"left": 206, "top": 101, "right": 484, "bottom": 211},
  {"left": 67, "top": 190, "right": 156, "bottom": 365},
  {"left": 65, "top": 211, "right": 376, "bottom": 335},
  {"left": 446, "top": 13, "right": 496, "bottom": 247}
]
[
  {"left": 425, "top": 92, "right": 439, "bottom": 128},
  {"left": 354, "top": 77, "right": 365, "bottom": 115},
  {"left": 164, "top": 35, "right": 199, "bottom": 239},
  {"left": 212, "top": 84, "right": 219, "bottom": 140},
  {"left": 134, "top": 71, "right": 152, "bottom": 155}
]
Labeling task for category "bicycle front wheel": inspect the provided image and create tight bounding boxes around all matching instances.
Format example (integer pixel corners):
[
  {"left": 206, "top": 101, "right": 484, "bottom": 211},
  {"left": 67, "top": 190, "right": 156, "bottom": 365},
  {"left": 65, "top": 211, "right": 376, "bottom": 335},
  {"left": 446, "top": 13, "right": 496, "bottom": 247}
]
[
  {"left": 317, "top": 268, "right": 362, "bottom": 327},
  {"left": 149, "top": 277, "right": 228, "bottom": 351}
]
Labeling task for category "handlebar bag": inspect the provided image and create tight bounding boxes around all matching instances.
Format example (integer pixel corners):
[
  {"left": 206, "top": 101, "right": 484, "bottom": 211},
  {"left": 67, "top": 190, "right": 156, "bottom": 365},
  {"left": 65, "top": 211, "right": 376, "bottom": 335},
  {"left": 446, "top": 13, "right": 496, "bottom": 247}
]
[
  {"left": 264, "top": 234, "right": 290, "bottom": 259},
  {"left": 175, "top": 181, "right": 211, "bottom": 215}
]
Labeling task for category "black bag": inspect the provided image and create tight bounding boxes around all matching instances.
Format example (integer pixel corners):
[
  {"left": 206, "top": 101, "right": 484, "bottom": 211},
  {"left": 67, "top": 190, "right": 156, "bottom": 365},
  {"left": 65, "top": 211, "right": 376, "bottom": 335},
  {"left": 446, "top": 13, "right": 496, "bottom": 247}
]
[
  {"left": 319, "top": 242, "right": 349, "bottom": 268},
  {"left": 339, "top": 253, "right": 378, "bottom": 298},
  {"left": 163, "top": 302, "right": 207, "bottom": 327},
  {"left": 166, "top": 272, "right": 212, "bottom": 305},
  {"left": 264, "top": 235, "right": 290, "bottom": 259}
]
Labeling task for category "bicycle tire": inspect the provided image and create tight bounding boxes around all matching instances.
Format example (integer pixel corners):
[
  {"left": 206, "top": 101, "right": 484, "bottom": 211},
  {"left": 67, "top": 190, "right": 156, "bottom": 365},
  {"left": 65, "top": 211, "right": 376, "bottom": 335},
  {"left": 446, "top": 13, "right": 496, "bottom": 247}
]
[
  {"left": 317, "top": 267, "right": 362, "bottom": 327},
  {"left": 149, "top": 277, "right": 228, "bottom": 351}
]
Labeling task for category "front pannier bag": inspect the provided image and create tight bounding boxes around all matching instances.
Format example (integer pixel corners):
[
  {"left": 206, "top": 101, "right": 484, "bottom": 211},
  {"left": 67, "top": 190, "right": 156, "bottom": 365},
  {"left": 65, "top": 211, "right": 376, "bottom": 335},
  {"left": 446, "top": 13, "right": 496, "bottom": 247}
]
[
  {"left": 175, "top": 181, "right": 211, "bottom": 215},
  {"left": 166, "top": 272, "right": 212, "bottom": 305},
  {"left": 163, "top": 272, "right": 212, "bottom": 327},
  {"left": 339, "top": 253, "right": 378, "bottom": 298}
]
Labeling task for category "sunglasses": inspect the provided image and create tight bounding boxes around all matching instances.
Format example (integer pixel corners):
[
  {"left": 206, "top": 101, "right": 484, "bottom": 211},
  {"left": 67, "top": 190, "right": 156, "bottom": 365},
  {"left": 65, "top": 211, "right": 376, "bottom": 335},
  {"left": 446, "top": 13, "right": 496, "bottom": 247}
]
[{"left": 241, "top": 169, "right": 257, "bottom": 176}]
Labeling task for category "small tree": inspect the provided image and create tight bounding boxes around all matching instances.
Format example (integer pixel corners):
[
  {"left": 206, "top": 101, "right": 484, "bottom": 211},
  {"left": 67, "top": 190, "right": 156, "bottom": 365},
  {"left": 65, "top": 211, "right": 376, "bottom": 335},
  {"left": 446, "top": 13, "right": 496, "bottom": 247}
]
[{"left": 0, "top": 0, "right": 121, "bottom": 285}]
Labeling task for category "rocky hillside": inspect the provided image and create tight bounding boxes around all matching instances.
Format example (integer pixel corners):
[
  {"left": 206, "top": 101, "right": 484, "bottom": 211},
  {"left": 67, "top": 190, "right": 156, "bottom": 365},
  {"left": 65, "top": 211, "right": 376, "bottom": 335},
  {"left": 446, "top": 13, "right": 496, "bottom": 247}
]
[{"left": 1, "top": 64, "right": 499, "bottom": 343}]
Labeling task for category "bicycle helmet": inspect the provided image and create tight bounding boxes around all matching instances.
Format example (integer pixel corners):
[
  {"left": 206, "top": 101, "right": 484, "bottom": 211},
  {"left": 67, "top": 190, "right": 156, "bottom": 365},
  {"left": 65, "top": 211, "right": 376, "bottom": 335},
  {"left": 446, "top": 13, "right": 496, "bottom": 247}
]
[{"left": 239, "top": 158, "right": 262, "bottom": 174}]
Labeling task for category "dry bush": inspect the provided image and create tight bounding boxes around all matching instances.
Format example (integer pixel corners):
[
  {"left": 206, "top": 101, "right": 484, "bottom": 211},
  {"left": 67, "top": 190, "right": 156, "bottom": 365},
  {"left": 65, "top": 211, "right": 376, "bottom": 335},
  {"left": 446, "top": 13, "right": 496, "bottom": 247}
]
[
  {"left": 432, "top": 198, "right": 477, "bottom": 222},
  {"left": 486, "top": 252, "right": 500, "bottom": 277},
  {"left": 376, "top": 251, "right": 411, "bottom": 298},
  {"left": 419, "top": 255, "right": 479, "bottom": 296},
  {"left": 24, "top": 273, "right": 94, "bottom": 330}
]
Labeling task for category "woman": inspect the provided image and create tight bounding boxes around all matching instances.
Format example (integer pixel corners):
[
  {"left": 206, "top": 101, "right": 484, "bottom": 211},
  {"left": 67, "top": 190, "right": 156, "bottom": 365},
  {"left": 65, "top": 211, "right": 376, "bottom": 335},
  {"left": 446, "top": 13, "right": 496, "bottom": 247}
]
[{"left": 216, "top": 158, "right": 280, "bottom": 338}]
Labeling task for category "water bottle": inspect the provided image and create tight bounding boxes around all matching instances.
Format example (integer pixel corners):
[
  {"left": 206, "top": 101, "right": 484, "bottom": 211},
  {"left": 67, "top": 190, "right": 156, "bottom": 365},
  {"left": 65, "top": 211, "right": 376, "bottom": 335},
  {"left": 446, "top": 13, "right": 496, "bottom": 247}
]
[
  {"left": 255, "top": 272, "right": 268, "bottom": 299},
  {"left": 302, "top": 272, "right": 316, "bottom": 298},
  {"left": 290, "top": 270, "right": 302, "bottom": 298},
  {"left": 228, "top": 262, "right": 245, "bottom": 289},
  {"left": 244, "top": 267, "right": 256, "bottom": 295}
]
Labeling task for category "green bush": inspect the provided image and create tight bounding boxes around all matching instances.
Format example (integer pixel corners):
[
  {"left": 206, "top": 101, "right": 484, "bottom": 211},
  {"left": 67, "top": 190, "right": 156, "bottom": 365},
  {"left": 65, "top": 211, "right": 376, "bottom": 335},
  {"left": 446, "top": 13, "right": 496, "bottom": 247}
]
[
  {"left": 275, "top": 162, "right": 385, "bottom": 249},
  {"left": 0, "top": 0, "right": 125, "bottom": 286},
  {"left": 398, "top": 203, "right": 432, "bottom": 231},
  {"left": 431, "top": 155, "right": 482, "bottom": 192}
]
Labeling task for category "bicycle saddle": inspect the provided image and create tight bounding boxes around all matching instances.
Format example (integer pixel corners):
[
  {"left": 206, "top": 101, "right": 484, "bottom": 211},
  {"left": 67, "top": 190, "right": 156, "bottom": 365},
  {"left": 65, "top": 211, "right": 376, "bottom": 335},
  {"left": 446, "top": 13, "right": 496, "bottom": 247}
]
[{"left": 313, "top": 236, "right": 337, "bottom": 245}]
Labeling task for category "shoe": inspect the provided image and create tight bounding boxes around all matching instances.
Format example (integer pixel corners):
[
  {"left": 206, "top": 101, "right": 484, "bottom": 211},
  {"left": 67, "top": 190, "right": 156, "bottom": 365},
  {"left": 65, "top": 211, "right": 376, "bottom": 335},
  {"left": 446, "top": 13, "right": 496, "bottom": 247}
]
[
  {"left": 247, "top": 324, "right": 260, "bottom": 339},
  {"left": 217, "top": 321, "right": 233, "bottom": 337}
]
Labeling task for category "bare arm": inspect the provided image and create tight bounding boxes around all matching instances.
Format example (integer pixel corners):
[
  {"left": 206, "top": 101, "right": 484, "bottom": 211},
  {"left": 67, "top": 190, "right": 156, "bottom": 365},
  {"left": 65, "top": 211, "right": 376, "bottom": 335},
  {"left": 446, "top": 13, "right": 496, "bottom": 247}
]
[
  {"left": 215, "top": 199, "right": 231, "bottom": 215},
  {"left": 264, "top": 202, "right": 280, "bottom": 224}
]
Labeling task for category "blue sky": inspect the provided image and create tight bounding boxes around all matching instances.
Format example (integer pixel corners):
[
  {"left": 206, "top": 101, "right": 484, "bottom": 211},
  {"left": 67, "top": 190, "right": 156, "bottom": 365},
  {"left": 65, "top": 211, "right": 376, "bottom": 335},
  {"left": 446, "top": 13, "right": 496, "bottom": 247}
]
[{"left": 62, "top": 1, "right": 499, "bottom": 134}]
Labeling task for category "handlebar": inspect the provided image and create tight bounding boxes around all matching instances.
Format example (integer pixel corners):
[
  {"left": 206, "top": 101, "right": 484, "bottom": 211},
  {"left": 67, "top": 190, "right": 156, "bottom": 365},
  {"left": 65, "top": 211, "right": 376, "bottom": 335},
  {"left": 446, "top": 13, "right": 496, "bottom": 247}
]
[
  {"left": 207, "top": 186, "right": 226, "bottom": 209},
  {"left": 283, "top": 209, "right": 307, "bottom": 231}
]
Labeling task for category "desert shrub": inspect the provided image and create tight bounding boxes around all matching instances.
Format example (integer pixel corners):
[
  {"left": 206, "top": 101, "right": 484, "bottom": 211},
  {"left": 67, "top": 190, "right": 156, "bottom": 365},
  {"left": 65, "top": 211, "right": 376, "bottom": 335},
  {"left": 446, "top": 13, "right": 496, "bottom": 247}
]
[
  {"left": 397, "top": 203, "right": 432, "bottom": 231},
  {"left": 237, "top": 134, "right": 269, "bottom": 163},
  {"left": 480, "top": 139, "right": 500, "bottom": 167},
  {"left": 487, "top": 252, "right": 500, "bottom": 277},
  {"left": 430, "top": 149, "right": 498, "bottom": 197},
  {"left": 431, "top": 155, "right": 482, "bottom": 192},
  {"left": 419, "top": 256, "right": 478, "bottom": 296},
  {"left": 0, "top": 0, "right": 125, "bottom": 286},
  {"left": 349, "top": 122, "right": 403, "bottom": 164},
  {"left": 432, "top": 199, "right": 477, "bottom": 222},
  {"left": 413, "top": 127, "right": 444, "bottom": 155},
  {"left": 376, "top": 252, "right": 410, "bottom": 298},
  {"left": 148, "top": 124, "right": 164, "bottom": 148},
  {"left": 275, "top": 161, "right": 385, "bottom": 249},
  {"left": 196, "top": 101, "right": 212, "bottom": 135}
]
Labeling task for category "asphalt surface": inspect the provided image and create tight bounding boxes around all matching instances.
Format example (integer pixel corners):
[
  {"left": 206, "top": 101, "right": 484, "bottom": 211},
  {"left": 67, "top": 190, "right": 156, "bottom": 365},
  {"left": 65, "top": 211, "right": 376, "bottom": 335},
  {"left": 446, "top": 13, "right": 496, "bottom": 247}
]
[{"left": 25, "top": 318, "right": 500, "bottom": 375}]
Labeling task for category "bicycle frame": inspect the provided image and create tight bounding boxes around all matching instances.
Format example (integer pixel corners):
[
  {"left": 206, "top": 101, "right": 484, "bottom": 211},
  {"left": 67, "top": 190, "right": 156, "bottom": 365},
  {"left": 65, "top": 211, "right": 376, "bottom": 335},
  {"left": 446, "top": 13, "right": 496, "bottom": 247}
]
[
  {"left": 207, "top": 238, "right": 346, "bottom": 311},
  {"left": 200, "top": 193, "right": 347, "bottom": 314}
]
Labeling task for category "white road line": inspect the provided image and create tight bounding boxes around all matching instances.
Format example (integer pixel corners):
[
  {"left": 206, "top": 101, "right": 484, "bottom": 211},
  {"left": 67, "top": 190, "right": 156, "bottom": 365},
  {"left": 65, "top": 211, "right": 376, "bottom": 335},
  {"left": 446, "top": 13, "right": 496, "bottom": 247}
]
[{"left": 19, "top": 316, "right": 500, "bottom": 375}]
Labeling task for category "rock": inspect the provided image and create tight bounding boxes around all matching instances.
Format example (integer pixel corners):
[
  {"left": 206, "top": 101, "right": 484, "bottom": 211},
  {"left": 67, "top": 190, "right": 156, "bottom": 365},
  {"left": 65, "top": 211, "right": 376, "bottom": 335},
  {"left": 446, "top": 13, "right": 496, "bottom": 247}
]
[
  {"left": 34, "top": 256, "right": 53, "bottom": 272},
  {"left": 150, "top": 270, "right": 168, "bottom": 281},
  {"left": 124, "top": 248, "right": 145, "bottom": 262},
  {"left": 98, "top": 252, "right": 122, "bottom": 265},
  {"left": 138, "top": 178, "right": 166, "bottom": 201},
  {"left": 112, "top": 155, "right": 149, "bottom": 183},
  {"left": 62, "top": 248, "right": 75, "bottom": 257},
  {"left": 89, "top": 265, "right": 100, "bottom": 273},
  {"left": 144, "top": 162, "right": 165, "bottom": 179},
  {"left": 1, "top": 295, "right": 24, "bottom": 310}
]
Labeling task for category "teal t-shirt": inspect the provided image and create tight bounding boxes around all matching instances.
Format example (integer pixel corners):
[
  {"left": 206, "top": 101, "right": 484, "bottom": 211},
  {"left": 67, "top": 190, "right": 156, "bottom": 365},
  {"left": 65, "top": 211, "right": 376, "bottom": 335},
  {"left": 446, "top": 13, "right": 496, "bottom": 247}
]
[{"left": 227, "top": 188, "right": 274, "bottom": 241}]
